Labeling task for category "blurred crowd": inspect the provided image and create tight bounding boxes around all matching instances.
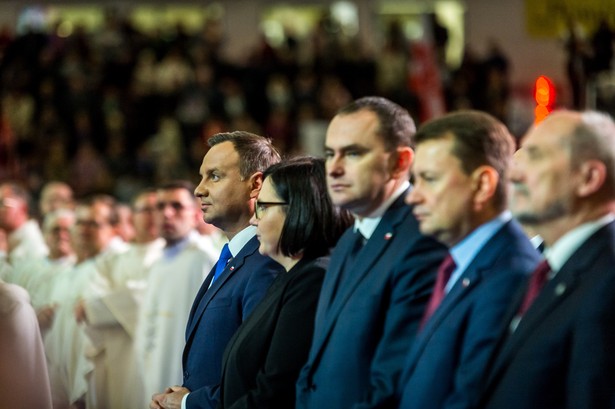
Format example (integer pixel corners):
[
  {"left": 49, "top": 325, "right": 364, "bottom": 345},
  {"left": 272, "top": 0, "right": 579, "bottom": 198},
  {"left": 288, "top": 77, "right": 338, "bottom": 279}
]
[{"left": 0, "top": 9, "right": 514, "bottom": 202}]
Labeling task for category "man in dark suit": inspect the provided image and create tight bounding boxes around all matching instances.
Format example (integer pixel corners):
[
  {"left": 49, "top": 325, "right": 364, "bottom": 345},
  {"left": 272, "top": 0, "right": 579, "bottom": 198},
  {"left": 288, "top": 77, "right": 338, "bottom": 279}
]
[
  {"left": 295, "top": 96, "right": 446, "bottom": 409},
  {"left": 151, "top": 131, "right": 284, "bottom": 409},
  {"left": 478, "top": 110, "right": 615, "bottom": 409},
  {"left": 398, "top": 111, "right": 540, "bottom": 409}
]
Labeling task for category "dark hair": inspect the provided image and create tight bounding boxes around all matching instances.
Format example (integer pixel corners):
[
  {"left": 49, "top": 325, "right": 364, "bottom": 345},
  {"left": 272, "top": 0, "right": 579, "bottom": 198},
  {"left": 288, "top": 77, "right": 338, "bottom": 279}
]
[
  {"left": 263, "top": 156, "right": 353, "bottom": 259},
  {"left": 414, "top": 110, "right": 514, "bottom": 210},
  {"left": 156, "top": 180, "right": 197, "bottom": 209},
  {"left": 337, "top": 96, "right": 416, "bottom": 150},
  {"left": 158, "top": 180, "right": 195, "bottom": 196},
  {"left": 208, "top": 131, "right": 281, "bottom": 179}
]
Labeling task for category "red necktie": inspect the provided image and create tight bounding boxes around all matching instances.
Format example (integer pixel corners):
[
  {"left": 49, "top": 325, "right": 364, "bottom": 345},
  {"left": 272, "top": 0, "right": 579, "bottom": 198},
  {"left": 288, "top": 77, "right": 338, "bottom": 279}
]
[
  {"left": 517, "top": 260, "right": 551, "bottom": 316},
  {"left": 420, "top": 254, "right": 456, "bottom": 330}
]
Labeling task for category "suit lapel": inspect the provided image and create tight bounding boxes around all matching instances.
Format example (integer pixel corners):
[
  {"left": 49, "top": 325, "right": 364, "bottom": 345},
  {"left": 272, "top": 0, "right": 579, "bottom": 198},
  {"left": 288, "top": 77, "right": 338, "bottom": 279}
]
[
  {"left": 493, "top": 258, "right": 582, "bottom": 370},
  {"left": 309, "top": 196, "right": 409, "bottom": 366},
  {"left": 314, "top": 229, "right": 358, "bottom": 315},
  {"left": 487, "top": 221, "right": 615, "bottom": 385},
  {"left": 185, "top": 236, "right": 259, "bottom": 340},
  {"left": 405, "top": 220, "right": 524, "bottom": 373},
  {"left": 220, "top": 259, "right": 313, "bottom": 387}
]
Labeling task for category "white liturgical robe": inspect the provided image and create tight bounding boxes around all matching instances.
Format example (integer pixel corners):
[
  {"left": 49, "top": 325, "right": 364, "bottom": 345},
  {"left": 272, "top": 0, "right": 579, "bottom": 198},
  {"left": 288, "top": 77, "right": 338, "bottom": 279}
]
[
  {"left": 82, "top": 238, "right": 165, "bottom": 409},
  {"left": 134, "top": 231, "right": 217, "bottom": 405}
]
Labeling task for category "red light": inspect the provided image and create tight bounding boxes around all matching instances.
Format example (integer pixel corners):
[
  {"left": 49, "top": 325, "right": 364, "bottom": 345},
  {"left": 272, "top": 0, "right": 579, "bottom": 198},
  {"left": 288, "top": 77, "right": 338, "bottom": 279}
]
[{"left": 534, "top": 75, "right": 555, "bottom": 123}]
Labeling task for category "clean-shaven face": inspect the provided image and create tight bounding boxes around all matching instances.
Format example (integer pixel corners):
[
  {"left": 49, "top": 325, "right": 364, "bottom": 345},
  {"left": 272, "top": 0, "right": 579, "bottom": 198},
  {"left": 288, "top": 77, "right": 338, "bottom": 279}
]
[
  {"left": 325, "top": 109, "right": 396, "bottom": 217},
  {"left": 406, "top": 134, "right": 475, "bottom": 245},
  {"left": 195, "top": 141, "right": 255, "bottom": 233}
]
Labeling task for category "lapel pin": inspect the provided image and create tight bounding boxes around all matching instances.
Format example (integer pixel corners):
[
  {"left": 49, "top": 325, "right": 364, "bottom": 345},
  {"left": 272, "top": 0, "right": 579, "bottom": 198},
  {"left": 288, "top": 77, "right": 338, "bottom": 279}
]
[
  {"left": 384, "top": 232, "right": 393, "bottom": 240},
  {"left": 462, "top": 278, "right": 470, "bottom": 287},
  {"left": 230, "top": 266, "right": 235, "bottom": 271},
  {"left": 554, "top": 283, "right": 566, "bottom": 296}
]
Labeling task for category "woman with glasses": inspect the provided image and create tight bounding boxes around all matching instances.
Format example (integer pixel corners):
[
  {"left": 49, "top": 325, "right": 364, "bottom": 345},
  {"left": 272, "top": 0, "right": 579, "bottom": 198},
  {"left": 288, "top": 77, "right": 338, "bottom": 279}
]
[{"left": 216, "top": 156, "right": 352, "bottom": 409}]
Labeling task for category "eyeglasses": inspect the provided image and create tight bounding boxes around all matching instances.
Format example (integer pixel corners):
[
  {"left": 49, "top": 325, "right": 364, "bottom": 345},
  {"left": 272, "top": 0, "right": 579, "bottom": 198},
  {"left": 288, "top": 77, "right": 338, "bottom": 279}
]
[{"left": 255, "top": 200, "right": 287, "bottom": 220}]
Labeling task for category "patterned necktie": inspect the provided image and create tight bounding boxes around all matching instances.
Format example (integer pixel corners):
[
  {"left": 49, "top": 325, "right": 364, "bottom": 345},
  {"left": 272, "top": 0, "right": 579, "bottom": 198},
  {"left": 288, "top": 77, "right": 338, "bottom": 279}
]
[
  {"left": 212, "top": 243, "right": 232, "bottom": 284},
  {"left": 517, "top": 260, "right": 551, "bottom": 316},
  {"left": 420, "top": 254, "right": 456, "bottom": 330}
]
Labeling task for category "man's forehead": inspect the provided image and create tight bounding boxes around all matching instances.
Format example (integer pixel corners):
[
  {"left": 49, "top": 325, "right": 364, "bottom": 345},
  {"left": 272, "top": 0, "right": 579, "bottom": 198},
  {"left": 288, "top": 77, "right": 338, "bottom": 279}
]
[
  {"left": 202, "top": 143, "right": 240, "bottom": 169},
  {"left": 522, "top": 118, "right": 573, "bottom": 150}
]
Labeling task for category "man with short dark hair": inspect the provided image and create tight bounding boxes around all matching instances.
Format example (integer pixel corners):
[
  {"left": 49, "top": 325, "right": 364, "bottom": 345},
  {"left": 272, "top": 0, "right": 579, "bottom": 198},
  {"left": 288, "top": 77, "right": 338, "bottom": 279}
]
[
  {"left": 478, "top": 110, "right": 615, "bottom": 409},
  {"left": 296, "top": 97, "right": 446, "bottom": 409},
  {"left": 135, "top": 181, "right": 217, "bottom": 405},
  {"left": 151, "top": 131, "right": 283, "bottom": 409},
  {"left": 398, "top": 110, "right": 540, "bottom": 409}
]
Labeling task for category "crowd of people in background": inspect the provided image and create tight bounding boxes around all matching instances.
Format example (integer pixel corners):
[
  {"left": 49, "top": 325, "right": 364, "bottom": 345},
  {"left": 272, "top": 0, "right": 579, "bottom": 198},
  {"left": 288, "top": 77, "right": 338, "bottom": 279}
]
[
  {"left": 1, "top": 93, "right": 615, "bottom": 409},
  {"left": 1, "top": 6, "right": 615, "bottom": 409},
  {"left": 0, "top": 8, "right": 517, "bottom": 202}
]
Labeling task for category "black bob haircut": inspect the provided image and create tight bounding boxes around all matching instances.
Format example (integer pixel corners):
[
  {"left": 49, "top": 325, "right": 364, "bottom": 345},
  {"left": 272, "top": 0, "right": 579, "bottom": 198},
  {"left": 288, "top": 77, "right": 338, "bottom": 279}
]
[{"left": 262, "top": 156, "right": 353, "bottom": 260}]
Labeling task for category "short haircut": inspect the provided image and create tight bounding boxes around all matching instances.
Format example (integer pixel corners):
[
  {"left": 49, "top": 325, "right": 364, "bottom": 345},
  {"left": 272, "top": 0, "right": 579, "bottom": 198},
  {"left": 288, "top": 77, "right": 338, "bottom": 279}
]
[
  {"left": 157, "top": 180, "right": 197, "bottom": 207},
  {"left": 208, "top": 131, "right": 281, "bottom": 180},
  {"left": 263, "top": 156, "right": 353, "bottom": 259},
  {"left": 86, "top": 194, "right": 121, "bottom": 226},
  {"left": 130, "top": 187, "right": 158, "bottom": 208},
  {"left": 158, "top": 180, "right": 195, "bottom": 196},
  {"left": 571, "top": 111, "right": 615, "bottom": 199},
  {"left": 414, "top": 110, "right": 515, "bottom": 210},
  {"left": 337, "top": 96, "right": 416, "bottom": 150},
  {"left": 0, "top": 181, "right": 31, "bottom": 212}
]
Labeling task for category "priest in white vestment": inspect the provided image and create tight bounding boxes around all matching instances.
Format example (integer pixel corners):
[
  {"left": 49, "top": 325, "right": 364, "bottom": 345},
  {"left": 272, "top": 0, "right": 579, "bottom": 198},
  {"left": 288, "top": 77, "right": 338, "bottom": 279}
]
[
  {"left": 134, "top": 182, "right": 217, "bottom": 406},
  {"left": 44, "top": 197, "right": 128, "bottom": 409},
  {"left": 0, "top": 182, "right": 48, "bottom": 264},
  {"left": 77, "top": 190, "right": 165, "bottom": 409},
  {"left": 8, "top": 209, "right": 76, "bottom": 313}
]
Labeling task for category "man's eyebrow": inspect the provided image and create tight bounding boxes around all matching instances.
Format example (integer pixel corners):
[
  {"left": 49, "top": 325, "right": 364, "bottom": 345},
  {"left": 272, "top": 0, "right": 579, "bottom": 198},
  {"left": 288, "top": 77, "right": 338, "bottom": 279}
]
[{"left": 325, "top": 144, "right": 368, "bottom": 152}]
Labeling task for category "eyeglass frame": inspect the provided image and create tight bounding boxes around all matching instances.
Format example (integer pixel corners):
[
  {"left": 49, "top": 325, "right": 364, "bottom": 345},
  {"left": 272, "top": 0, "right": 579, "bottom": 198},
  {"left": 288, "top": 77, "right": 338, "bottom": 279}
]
[{"left": 254, "top": 200, "right": 288, "bottom": 220}]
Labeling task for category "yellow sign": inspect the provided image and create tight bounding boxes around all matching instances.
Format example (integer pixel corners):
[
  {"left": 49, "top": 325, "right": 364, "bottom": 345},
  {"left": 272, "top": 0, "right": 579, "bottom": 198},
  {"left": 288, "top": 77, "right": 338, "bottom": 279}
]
[{"left": 525, "top": 0, "right": 615, "bottom": 38}]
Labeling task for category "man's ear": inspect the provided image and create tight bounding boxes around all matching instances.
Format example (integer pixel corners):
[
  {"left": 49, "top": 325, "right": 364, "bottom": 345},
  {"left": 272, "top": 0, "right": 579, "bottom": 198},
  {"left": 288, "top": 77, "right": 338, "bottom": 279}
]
[
  {"left": 391, "top": 147, "right": 414, "bottom": 178},
  {"left": 472, "top": 166, "right": 499, "bottom": 210},
  {"left": 576, "top": 160, "right": 607, "bottom": 197},
  {"left": 248, "top": 171, "right": 264, "bottom": 199}
]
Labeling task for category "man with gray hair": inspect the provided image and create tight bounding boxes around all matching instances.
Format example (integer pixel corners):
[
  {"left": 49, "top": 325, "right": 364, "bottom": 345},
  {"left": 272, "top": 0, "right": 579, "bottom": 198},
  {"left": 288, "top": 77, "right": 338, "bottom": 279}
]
[{"left": 479, "top": 110, "right": 615, "bottom": 409}]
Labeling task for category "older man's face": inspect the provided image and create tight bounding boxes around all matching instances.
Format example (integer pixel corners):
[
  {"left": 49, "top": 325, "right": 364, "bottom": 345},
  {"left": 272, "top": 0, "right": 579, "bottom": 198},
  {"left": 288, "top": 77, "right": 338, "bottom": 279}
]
[{"left": 509, "top": 115, "right": 577, "bottom": 226}]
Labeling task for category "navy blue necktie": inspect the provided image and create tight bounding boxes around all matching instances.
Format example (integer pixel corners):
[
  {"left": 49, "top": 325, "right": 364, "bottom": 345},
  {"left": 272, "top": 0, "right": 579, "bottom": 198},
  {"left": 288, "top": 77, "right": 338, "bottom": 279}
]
[{"left": 212, "top": 243, "right": 232, "bottom": 284}]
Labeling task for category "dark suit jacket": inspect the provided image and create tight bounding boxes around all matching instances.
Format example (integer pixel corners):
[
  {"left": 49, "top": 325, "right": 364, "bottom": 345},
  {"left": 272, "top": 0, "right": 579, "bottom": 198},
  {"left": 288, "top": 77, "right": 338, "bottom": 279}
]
[
  {"left": 295, "top": 193, "right": 447, "bottom": 409},
  {"left": 397, "top": 219, "right": 540, "bottom": 409},
  {"left": 182, "top": 235, "right": 283, "bottom": 409},
  {"left": 217, "top": 256, "right": 328, "bottom": 409},
  {"left": 479, "top": 220, "right": 615, "bottom": 409}
]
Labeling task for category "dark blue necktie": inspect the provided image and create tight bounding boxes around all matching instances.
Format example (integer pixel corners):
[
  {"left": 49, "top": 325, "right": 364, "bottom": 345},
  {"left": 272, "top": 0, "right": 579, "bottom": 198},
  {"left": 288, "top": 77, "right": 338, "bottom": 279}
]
[{"left": 212, "top": 243, "right": 232, "bottom": 283}]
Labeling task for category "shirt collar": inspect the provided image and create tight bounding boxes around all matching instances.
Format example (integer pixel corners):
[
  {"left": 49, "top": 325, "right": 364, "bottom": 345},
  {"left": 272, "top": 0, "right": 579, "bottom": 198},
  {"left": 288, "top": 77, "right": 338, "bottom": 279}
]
[
  {"left": 449, "top": 211, "right": 512, "bottom": 279},
  {"left": 543, "top": 213, "right": 614, "bottom": 273},
  {"left": 227, "top": 225, "right": 257, "bottom": 257},
  {"left": 353, "top": 181, "right": 410, "bottom": 240}
]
